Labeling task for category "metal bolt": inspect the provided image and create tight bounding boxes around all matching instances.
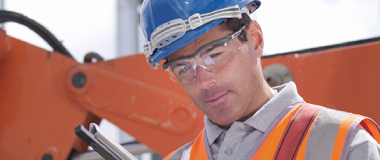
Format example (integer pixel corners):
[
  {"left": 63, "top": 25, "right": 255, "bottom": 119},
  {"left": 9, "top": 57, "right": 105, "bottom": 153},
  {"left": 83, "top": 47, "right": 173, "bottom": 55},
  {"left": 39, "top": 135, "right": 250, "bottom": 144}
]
[
  {"left": 72, "top": 72, "right": 86, "bottom": 88},
  {"left": 84, "top": 51, "right": 104, "bottom": 63},
  {"left": 42, "top": 154, "right": 53, "bottom": 160},
  {"left": 263, "top": 64, "right": 293, "bottom": 87}
]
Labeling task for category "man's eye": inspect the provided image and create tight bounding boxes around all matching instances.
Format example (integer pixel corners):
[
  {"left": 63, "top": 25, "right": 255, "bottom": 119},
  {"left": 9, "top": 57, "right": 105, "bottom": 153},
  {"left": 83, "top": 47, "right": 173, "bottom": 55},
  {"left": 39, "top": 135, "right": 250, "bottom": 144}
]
[
  {"left": 210, "top": 52, "right": 222, "bottom": 58},
  {"left": 178, "top": 65, "right": 191, "bottom": 75}
]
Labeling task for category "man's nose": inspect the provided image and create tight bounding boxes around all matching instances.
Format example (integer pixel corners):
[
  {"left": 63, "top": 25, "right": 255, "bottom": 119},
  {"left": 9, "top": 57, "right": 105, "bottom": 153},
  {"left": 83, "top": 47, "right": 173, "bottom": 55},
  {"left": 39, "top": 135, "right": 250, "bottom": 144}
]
[{"left": 196, "top": 66, "right": 215, "bottom": 89}]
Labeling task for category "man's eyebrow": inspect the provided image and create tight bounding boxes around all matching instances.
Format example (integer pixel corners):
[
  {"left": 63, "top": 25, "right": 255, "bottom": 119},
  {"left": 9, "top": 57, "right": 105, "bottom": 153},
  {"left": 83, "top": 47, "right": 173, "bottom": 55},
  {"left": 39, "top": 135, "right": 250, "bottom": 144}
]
[
  {"left": 172, "top": 61, "right": 190, "bottom": 69},
  {"left": 199, "top": 44, "right": 223, "bottom": 57}
]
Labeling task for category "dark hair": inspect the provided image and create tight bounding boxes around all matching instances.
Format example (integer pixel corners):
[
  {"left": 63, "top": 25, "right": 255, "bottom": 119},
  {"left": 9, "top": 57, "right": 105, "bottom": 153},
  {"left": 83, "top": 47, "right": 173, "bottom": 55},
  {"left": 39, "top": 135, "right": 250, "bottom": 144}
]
[{"left": 219, "top": 13, "right": 251, "bottom": 43}]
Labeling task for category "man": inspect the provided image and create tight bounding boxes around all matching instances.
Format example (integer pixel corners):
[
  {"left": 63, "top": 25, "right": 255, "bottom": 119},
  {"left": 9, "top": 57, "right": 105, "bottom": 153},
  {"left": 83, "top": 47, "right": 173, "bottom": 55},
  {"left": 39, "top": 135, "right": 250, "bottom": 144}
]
[{"left": 140, "top": 0, "right": 380, "bottom": 159}]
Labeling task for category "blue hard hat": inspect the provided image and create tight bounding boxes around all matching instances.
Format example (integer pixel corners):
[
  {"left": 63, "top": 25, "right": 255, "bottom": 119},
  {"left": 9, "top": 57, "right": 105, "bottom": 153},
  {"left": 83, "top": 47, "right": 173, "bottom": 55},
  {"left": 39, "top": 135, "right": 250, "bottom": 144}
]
[{"left": 140, "top": 0, "right": 261, "bottom": 68}]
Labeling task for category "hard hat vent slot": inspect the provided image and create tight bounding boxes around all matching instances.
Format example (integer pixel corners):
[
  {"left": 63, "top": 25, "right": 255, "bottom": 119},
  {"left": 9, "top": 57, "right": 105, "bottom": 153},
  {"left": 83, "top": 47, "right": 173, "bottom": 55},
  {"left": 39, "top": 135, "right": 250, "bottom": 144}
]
[{"left": 151, "top": 18, "right": 187, "bottom": 49}]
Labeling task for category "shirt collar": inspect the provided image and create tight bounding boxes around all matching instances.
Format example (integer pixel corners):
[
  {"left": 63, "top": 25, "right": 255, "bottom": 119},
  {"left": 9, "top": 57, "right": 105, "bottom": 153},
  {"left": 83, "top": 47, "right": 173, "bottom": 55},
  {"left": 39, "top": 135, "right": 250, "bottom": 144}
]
[
  {"left": 204, "top": 81, "right": 304, "bottom": 145},
  {"left": 244, "top": 81, "right": 304, "bottom": 132},
  {"left": 204, "top": 116, "right": 225, "bottom": 145}
]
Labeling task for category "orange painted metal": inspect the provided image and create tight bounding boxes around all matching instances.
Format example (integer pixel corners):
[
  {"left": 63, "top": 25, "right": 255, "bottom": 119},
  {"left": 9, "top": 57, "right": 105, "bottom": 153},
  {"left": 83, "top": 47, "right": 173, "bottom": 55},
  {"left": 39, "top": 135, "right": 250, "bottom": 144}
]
[
  {"left": 65, "top": 55, "right": 204, "bottom": 155},
  {"left": 0, "top": 30, "right": 203, "bottom": 158},
  {"left": 0, "top": 30, "right": 11, "bottom": 60},
  {"left": 261, "top": 40, "right": 380, "bottom": 125},
  {"left": 1, "top": 27, "right": 380, "bottom": 159},
  {"left": 0, "top": 31, "right": 99, "bottom": 159}
]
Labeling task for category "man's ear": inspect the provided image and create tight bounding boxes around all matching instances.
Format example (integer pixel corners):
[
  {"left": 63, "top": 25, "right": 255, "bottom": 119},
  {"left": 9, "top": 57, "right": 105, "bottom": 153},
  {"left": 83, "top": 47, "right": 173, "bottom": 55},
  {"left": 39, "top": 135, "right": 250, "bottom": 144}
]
[{"left": 247, "top": 20, "right": 264, "bottom": 58}]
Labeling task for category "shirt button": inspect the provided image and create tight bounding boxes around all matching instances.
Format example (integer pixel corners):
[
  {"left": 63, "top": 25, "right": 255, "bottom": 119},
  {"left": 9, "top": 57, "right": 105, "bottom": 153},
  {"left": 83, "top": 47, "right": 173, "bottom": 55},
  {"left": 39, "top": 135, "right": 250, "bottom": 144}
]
[{"left": 225, "top": 148, "right": 232, "bottom": 154}]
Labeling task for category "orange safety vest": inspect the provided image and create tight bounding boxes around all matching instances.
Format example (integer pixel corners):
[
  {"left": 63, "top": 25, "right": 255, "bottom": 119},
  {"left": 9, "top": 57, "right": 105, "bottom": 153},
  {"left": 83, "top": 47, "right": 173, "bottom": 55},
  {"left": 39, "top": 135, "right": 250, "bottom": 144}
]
[{"left": 164, "top": 104, "right": 380, "bottom": 160}]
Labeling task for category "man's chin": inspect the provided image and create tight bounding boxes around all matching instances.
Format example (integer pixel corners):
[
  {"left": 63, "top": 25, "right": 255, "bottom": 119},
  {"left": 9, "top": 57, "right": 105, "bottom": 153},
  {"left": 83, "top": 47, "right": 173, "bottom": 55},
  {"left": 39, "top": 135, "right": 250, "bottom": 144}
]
[{"left": 209, "top": 116, "right": 237, "bottom": 129}]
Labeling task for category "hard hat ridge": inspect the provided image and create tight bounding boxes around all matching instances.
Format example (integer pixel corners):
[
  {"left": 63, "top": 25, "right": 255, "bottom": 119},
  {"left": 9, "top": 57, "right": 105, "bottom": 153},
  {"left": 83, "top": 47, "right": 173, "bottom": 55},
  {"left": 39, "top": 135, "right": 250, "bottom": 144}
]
[{"left": 140, "top": 0, "right": 261, "bottom": 69}]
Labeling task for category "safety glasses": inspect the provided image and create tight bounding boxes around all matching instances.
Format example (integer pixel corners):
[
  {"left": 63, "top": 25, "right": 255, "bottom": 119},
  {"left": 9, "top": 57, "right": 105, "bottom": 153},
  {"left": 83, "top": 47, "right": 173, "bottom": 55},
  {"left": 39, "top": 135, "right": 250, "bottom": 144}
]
[{"left": 162, "top": 25, "right": 246, "bottom": 84}]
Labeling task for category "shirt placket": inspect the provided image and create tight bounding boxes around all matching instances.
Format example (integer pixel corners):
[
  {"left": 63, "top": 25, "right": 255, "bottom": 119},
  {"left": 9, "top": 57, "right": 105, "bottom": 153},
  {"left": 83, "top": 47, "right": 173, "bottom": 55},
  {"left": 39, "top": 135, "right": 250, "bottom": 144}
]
[{"left": 217, "top": 122, "right": 248, "bottom": 160}]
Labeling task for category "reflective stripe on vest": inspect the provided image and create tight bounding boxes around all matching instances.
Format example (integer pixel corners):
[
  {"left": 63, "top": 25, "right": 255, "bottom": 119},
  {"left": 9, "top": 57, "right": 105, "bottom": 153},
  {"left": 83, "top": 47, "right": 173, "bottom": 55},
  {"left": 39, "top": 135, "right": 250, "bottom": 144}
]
[
  {"left": 249, "top": 104, "right": 321, "bottom": 159},
  {"left": 164, "top": 104, "right": 380, "bottom": 160}
]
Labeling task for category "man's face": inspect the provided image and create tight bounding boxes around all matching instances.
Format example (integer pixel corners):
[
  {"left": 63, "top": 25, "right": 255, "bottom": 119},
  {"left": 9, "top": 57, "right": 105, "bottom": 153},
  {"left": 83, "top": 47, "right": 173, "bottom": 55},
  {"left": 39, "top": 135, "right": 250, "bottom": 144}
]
[{"left": 166, "top": 20, "right": 265, "bottom": 128}]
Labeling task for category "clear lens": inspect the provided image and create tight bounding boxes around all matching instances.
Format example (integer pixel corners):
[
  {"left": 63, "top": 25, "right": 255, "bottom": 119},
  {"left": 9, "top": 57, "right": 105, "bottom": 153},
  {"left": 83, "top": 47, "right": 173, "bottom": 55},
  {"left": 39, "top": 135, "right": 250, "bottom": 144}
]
[{"left": 165, "top": 37, "right": 242, "bottom": 84}]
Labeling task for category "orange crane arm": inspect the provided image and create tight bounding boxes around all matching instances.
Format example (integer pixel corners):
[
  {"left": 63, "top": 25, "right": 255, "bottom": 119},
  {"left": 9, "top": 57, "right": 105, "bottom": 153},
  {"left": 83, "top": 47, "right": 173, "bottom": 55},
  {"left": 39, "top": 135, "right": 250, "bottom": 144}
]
[
  {"left": 0, "top": 29, "right": 203, "bottom": 159},
  {"left": 261, "top": 37, "right": 380, "bottom": 126}
]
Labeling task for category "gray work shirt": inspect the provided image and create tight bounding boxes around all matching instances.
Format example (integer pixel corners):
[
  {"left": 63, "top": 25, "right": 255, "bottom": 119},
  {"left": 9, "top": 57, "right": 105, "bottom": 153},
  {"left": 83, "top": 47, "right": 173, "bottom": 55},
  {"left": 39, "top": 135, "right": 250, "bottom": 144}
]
[{"left": 202, "top": 82, "right": 380, "bottom": 160}]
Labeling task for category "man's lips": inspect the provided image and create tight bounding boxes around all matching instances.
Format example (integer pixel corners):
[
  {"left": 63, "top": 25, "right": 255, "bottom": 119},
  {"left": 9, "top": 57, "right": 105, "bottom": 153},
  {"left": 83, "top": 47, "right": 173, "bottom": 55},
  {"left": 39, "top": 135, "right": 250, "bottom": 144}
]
[{"left": 205, "top": 91, "right": 229, "bottom": 106}]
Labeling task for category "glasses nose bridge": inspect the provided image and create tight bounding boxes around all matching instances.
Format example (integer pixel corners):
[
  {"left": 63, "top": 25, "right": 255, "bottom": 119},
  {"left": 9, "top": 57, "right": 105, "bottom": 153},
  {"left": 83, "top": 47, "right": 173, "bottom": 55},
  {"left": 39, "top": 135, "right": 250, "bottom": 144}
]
[
  {"left": 194, "top": 63, "right": 215, "bottom": 88},
  {"left": 192, "top": 61, "right": 212, "bottom": 73},
  {"left": 183, "top": 61, "right": 212, "bottom": 84}
]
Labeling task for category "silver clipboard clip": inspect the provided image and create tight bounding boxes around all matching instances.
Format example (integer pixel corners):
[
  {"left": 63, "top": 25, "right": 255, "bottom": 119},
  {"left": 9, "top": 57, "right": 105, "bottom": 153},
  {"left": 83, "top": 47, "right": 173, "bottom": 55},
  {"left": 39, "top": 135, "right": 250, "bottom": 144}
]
[{"left": 75, "top": 123, "right": 138, "bottom": 160}]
